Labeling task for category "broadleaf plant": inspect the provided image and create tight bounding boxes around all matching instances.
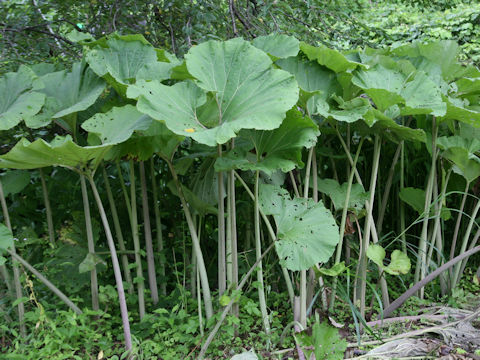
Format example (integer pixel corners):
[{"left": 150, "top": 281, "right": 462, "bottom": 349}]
[{"left": 259, "top": 184, "right": 339, "bottom": 271}]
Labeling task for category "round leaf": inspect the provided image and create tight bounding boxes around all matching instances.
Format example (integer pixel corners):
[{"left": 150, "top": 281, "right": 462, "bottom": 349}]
[
  {"left": 366, "top": 244, "right": 386, "bottom": 269},
  {"left": 259, "top": 184, "right": 339, "bottom": 271},
  {"left": 385, "top": 250, "right": 411, "bottom": 275},
  {"left": 185, "top": 38, "right": 299, "bottom": 145}
]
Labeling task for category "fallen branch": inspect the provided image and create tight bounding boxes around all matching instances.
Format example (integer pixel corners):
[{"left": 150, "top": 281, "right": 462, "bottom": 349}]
[{"left": 383, "top": 245, "right": 480, "bottom": 318}]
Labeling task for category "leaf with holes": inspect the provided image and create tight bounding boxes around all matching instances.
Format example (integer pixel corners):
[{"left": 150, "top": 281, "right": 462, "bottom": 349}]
[
  {"left": 82, "top": 105, "right": 152, "bottom": 145},
  {"left": 259, "top": 184, "right": 339, "bottom": 271}
]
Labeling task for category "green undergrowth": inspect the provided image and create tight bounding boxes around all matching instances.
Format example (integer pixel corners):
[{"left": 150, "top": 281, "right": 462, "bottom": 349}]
[{"left": 1, "top": 286, "right": 294, "bottom": 360}]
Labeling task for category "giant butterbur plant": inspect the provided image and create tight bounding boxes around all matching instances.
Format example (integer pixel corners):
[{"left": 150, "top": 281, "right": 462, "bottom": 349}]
[{"left": 2, "top": 32, "right": 480, "bottom": 359}]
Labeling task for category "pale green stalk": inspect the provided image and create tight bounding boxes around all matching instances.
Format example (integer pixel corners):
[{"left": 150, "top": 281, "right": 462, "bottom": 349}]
[
  {"left": 116, "top": 160, "right": 132, "bottom": 219},
  {"left": 217, "top": 145, "right": 226, "bottom": 296},
  {"left": 196, "top": 263, "right": 204, "bottom": 337},
  {"left": 377, "top": 142, "right": 402, "bottom": 234},
  {"left": 449, "top": 181, "right": 470, "bottom": 281},
  {"left": 87, "top": 173, "right": 132, "bottom": 352},
  {"left": 167, "top": 160, "right": 213, "bottom": 319},
  {"left": 140, "top": 160, "right": 159, "bottom": 304},
  {"left": 329, "top": 137, "right": 364, "bottom": 310},
  {"left": 452, "top": 197, "right": 480, "bottom": 287},
  {"left": 415, "top": 119, "right": 438, "bottom": 299},
  {"left": 102, "top": 165, "right": 133, "bottom": 294},
  {"left": 289, "top": 171, "right": 300, "bottom": 198},
  {"left": 427, "top": 168, "right": 451, "bottom": 295},
  {"left": 458, "top": 227, "right": 480, "bottom": 283},
  {"left": 336, "top": 130, "right": 389, "bottom": 309},
  {"left": 426, "top": 169, "right": 450, "bottom": 266},
  {"left": 129, "top": 160, "right": 145, "bottom": 319},
  {"left": 39, "top": 169, "right": 55, "bottom": 245},
  {"left": 311, "top": 149, "right": 327, "bottom": 310},
  {"left": 228, "top": 156, "right": 239, "bottom": 317},
  {"left": 150, "top": 158, "right": 166, "bottom": 296},
  {"left": 226, "top": 174, "right": 232, "bottom": 287},
  {"left": 234, "top": 171, "right": 295, "bottom": 306},
  {"left": 358, "top": 135, "right": 381, "bottom": 319},
  {"left": 254, "top": 170, "right": 270, "bottom": 334},
  {"left": 79, "top": 174, "right": 99, "bottom": 311},
  {"left": 299, "top": 147, "right": 314, "bottom": 327},
  {"left": 400, "top": 140, "right": 407, "bottom": 253},
  {"left": 0, "top": 179, "right": 25, "bottom": 337}
]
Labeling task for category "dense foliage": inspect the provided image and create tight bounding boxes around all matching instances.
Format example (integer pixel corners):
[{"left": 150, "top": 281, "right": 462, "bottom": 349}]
[{"left": 1, "top": 1, "right": 480, "bottom": 359}]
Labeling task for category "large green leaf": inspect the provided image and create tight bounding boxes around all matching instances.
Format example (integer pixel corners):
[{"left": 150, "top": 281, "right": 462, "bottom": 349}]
[
  {"left": 86, "top": 34, "right": 175, "bottom": 95},
  {"left": 437, "top": 136, "right": 480, "bottom": 183},
  {"left": 353, "top": 64, "right": 446, "bottom": 115},
  {"left": 184, "top": 38, "right": 298, "bottom": 145},
  {"left": 86, "top": 35, "right": 156, "bottom": 82},
  {"left": 252, "top": 33, "right": 299, "bottom": 59},
  {"left": 399, "top": 187, "right": 426, "bottom": 215},
  {"left": 315, "top": 262, "right": 346, "bottom": 277},
  {"left": 316, "top": 179, "right": 369, "bottom": 213},
  {"left": 82, "top": 105, "right": 152, "bottom": 144},
  {"left": 26, "top": 62, "right": 106, "bottom": 129},
  {"left": 300, "top": 42, "right": 363, "bottom": 73},
  {"left": 130, "top": 42, "right": 299, "bottom": 146},
  {"left": 0, "top": 65, "right": 45, "bottom": 130},
  {"left": 0, "top": 136, "right": 111, "bottom": 170},
  {"left": 259, "top": 184, "right": 339, "bottom": 271},
  {"left": 127, "top": 80, "right": 213, "bottom": 143},
  {"left": 0, "top": 170, "right": 30, "bottom": 196},
  {"left": 214, "top": 110, "right": 319, "bottom": 175}
]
